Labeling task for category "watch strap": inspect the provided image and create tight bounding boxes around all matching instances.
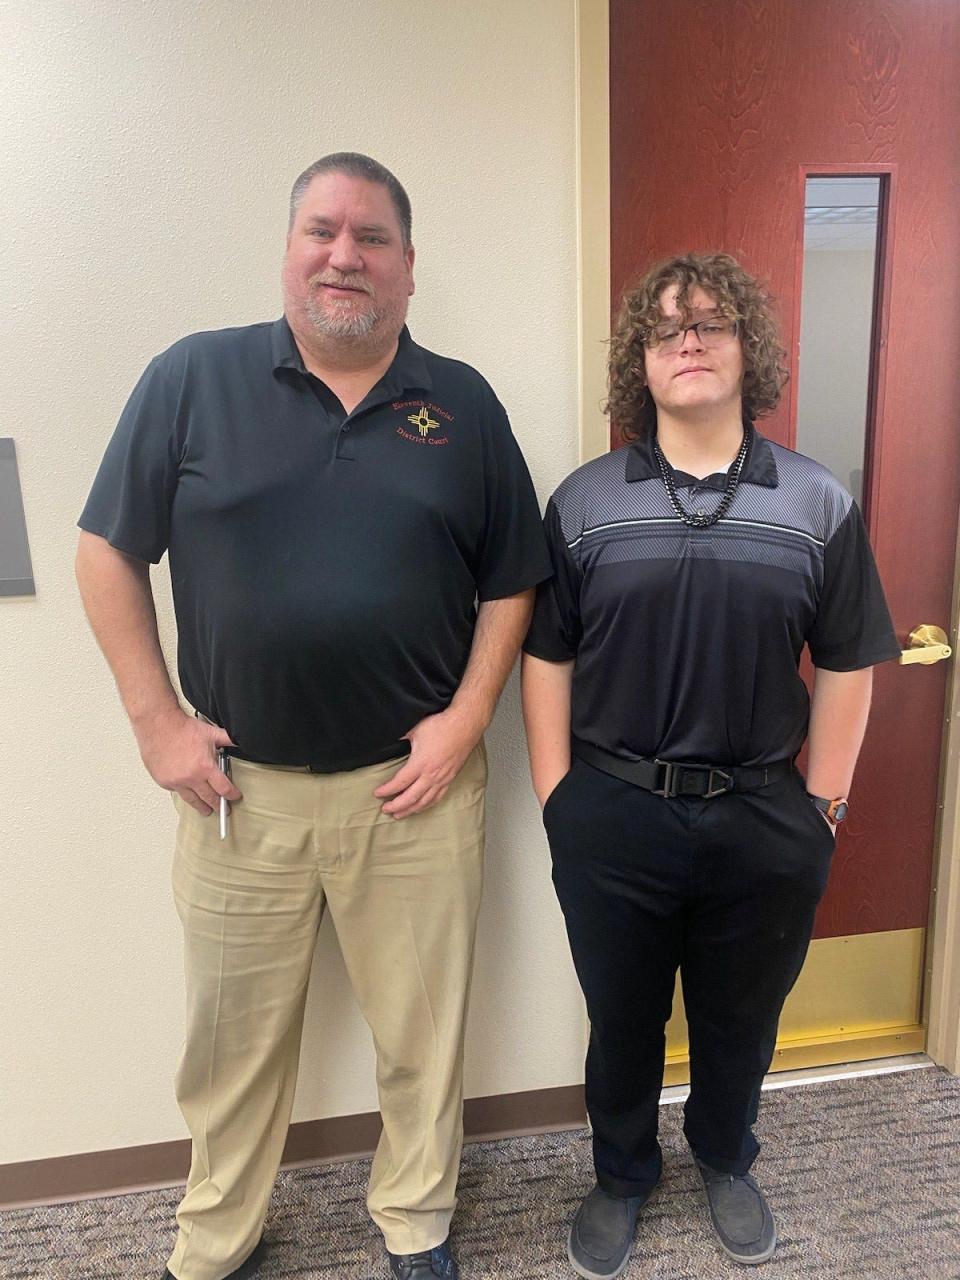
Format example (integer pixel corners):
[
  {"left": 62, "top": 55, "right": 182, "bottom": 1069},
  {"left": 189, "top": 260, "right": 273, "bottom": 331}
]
[{"left": 808, "top": 793, "right": 849, "bottom": 823}]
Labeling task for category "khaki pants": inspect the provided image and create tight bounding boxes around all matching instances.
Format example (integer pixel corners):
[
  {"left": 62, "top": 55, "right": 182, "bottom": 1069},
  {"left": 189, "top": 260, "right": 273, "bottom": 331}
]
[{"left": 165, "top": 743, "right": 487, "bottom": 1280}]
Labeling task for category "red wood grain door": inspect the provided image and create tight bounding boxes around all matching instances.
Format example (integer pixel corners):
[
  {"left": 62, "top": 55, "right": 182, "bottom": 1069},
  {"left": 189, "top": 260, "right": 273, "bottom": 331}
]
[{"left": 610, "top": 0, "right": 960, "bottom": 1067}]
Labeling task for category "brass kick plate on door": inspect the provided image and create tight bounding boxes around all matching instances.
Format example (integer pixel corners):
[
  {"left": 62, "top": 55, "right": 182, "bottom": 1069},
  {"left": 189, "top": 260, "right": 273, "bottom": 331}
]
[{"left": 899, "top": 625, "right": 952, "bottom": 665}]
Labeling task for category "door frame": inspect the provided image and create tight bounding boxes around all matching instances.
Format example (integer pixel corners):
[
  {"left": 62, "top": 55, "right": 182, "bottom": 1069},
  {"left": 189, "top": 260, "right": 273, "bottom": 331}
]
[
  {"left": 576, "top": 0, "right": 611, "bottom": 464},
  {"left": 574, "top": 0, "right": 960, "bottom": 1073}
]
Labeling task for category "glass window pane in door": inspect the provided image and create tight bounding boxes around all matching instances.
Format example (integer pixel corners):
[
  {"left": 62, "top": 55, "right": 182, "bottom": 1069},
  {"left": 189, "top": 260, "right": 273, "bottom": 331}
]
[{"left": 795, "top": 177, "right": 882, "bottom": 506}]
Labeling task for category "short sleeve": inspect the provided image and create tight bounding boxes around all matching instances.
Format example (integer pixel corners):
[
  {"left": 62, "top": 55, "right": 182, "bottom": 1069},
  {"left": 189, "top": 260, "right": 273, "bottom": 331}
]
[
  {"left": 77, "top": 357, "right": 182, "bottom": 563},
  {"left": 523, "top": 498, "right": 583, "bottom": 661},
  {"left": 807, "top": 502, "right": 900, "bottom": 670},
  {"left": 474, "top": 395, "right": 551, "bottom": 600}
]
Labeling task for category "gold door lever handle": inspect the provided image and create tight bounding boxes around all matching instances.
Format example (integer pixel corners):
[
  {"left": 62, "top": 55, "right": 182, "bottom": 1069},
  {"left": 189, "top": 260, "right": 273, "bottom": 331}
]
[{"left": 899, "top": 624, "right": 953, "bottom": 666}]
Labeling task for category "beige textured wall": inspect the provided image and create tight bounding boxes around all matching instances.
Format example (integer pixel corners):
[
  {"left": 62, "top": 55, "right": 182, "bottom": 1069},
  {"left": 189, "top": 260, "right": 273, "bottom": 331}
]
[{"left": 0, "top": 0, "right": 584, "bottom": 1164}]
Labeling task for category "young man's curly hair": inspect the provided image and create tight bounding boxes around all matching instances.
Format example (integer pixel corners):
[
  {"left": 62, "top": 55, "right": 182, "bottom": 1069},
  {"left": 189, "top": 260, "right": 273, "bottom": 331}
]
[{"left": 606, "top": 253, "right": 788, "bottom": 440}]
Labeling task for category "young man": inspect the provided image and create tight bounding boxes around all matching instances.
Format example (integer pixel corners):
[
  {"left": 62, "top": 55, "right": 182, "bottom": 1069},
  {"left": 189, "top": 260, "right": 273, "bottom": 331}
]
[
  {"left": 522, "top": 253, "right": 899, "bottom": 1277},
  {"left": 77, "top": 153, "right": 549, "bottom": 1280}
]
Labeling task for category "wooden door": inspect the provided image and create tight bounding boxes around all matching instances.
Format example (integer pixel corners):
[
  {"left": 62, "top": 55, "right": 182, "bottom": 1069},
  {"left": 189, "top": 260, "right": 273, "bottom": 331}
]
[{"left": 609, "top": 0, "right": 960, "bottom": 1076}]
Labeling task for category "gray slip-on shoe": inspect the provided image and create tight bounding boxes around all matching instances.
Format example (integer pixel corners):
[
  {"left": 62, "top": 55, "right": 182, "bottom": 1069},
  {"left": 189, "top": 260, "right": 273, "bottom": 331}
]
[
  {"left": 567, "top": 1184, "right": 651, "bottom": 1280},
  {"left": 695, "top": 1159, "right": 777, "bottom": 1265}
]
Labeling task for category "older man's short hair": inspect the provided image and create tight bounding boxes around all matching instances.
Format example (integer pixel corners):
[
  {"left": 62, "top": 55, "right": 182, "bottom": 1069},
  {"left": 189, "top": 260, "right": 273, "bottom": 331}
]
[{"left": 288, "top": 153, "right": 413, "bottom": 246}]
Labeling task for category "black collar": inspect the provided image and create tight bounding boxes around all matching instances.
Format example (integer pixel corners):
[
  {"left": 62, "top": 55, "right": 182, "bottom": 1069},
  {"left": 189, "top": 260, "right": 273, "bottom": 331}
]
[
  {"left": 624, "top": 421, "right": 779, "bottom": 489},
  {"left": 270, "top": 319, "right": 433, "bottom": 397}
]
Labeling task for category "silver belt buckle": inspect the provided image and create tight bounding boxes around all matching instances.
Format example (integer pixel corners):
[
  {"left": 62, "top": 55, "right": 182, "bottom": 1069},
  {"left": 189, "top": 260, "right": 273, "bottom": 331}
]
[{"left": 653, "top": 760, "right": 676, "bottom": 797}]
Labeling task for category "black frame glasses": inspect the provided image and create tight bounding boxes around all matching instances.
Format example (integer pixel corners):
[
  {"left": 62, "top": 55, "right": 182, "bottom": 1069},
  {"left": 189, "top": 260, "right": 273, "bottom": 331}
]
[{"left": 644, "top": 317, "right": 739, "bottom": 353}]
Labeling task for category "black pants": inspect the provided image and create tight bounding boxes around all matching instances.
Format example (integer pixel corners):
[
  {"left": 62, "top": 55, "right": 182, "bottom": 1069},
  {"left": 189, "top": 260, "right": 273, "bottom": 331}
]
[{"left": 544, "top": 758, "right": 835, "bottom": 1197}]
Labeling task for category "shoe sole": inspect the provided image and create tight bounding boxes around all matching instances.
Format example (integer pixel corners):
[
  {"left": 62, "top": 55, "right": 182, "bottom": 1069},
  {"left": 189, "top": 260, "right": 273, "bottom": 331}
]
[
  {"left": 704, "top": 1199, "right": 777, "bottom": 1266},
  {"left": 566, "top": 1225, "right": 633, "bottom": 1280},
  {"left": 712, "top": 1227, "right": 777, "bottom": 1267}
]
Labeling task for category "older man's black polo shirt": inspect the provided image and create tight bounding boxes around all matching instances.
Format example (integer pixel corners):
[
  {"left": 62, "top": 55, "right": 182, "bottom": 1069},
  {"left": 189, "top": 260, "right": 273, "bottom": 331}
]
[
  {"left": 80, "top": 320, "right": 550, "bottom": 771},
  {"left": 524, "top": 426, "right": 899, "bottom": 767}
]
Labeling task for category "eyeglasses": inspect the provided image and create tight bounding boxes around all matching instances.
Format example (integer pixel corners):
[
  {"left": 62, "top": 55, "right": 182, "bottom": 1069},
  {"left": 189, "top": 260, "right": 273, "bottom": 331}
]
[{"left": 644, "top": 316, "right": 739, "bottom": 353}]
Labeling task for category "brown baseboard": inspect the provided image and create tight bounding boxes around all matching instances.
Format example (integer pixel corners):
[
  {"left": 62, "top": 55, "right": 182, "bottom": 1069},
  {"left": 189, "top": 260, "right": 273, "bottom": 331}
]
[{"left": 0, "top": 1084, "right": 586, "bottom": 1209}]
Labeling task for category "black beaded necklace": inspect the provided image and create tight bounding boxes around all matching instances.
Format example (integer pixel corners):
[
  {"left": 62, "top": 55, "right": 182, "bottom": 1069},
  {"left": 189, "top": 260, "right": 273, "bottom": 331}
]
[{"left": 652, "top": 430, "right": 750, "bottom": 529}]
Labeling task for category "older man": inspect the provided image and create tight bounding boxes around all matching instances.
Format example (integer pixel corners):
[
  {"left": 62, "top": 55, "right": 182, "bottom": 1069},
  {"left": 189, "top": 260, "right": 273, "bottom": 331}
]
[{"left": 77, "top": 153, "right": 549, "bottom": 1280}]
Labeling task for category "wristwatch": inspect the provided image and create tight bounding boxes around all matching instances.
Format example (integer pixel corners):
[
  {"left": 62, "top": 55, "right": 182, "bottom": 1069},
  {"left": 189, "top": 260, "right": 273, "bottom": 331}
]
[{"left": 808, "top": 793, "right": 849, "bottom": 824}]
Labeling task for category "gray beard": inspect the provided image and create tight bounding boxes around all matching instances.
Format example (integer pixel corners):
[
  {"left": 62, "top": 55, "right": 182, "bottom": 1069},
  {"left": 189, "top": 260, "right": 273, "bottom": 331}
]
[{"left": 304, "top": 295, "right": 379, "bottom": 339}]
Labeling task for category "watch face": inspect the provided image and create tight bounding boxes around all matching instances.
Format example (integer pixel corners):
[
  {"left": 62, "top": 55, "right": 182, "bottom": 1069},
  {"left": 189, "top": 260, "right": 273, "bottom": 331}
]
[{"left": 830, "top": 800, "right": 849, "bottom": 823}]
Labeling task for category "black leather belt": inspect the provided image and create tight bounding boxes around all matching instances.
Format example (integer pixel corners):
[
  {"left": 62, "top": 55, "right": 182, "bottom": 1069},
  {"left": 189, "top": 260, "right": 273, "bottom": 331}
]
[{"left": 572, "top": 740, "right": 792, "bottom": 800}]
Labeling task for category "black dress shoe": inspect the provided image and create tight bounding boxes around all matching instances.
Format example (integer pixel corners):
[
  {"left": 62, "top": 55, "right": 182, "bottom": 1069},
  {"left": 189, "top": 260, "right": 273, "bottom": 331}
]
[
  {"left": 162, "top": 1235, "right": 266, "bottom": 1279},
  {"left": 387, "top": 1237, "right": 458, "bottom": 1278}
]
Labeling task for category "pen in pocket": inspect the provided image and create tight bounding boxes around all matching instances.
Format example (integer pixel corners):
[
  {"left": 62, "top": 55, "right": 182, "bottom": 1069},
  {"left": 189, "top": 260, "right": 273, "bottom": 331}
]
[{"left": 217, "top": 747, "right": 232, "bottom": 840}]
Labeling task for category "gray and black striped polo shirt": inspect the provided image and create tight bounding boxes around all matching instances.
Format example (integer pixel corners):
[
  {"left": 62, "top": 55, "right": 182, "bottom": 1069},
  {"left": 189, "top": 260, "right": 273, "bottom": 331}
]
[{"left": 524, "top": 425, "right": 899, "bottom": 768}]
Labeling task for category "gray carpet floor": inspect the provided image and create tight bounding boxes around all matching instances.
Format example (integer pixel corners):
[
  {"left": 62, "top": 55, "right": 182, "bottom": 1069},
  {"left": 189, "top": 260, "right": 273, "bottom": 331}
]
[{"left": 3, "top": 1067, "right": 959, "bottom": 1280}]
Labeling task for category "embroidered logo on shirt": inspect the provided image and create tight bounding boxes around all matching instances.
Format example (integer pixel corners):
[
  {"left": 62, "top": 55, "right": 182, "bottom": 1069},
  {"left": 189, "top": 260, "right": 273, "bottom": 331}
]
[
  {"left": 393, "top": 400, "right": 454, "bottom": 446},
  {"left": 408, "top": 406, "right": 439, "bottom": 436}
]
